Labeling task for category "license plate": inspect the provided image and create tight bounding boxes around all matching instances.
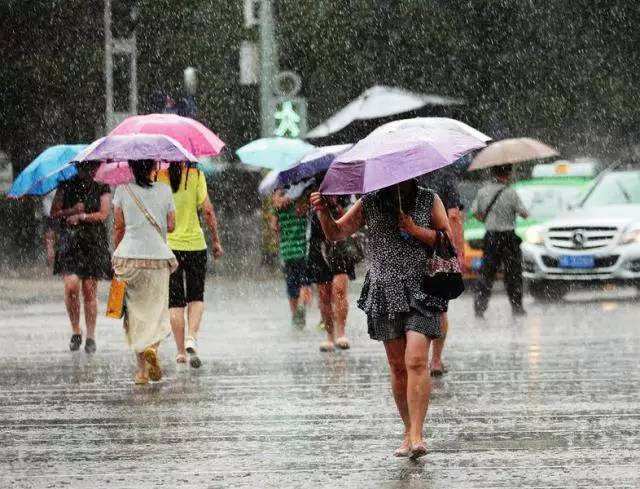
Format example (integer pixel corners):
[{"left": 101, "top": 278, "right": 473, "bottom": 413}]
[{"left": 559, "top": 255, "right": 595, "bottom": 269}]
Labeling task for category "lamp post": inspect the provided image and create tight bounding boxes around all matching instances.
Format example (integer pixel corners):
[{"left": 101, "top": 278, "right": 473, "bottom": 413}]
[{"left": 259, "top": 0, "right": 277, "bottom": 137}]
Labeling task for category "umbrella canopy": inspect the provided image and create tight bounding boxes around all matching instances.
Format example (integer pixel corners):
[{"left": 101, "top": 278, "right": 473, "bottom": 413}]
[
  {"left": 258, "top": 169, "right": 280, "bottom": 196},
  {"left": 468, "top": 137, "right": 559, "bottom": 171},
  {"left": 9, "top": 144, "right": 87, "bottom": 197},
  {"left": 306, "top": 85, "right": 464, "bottom": 139},
  {"left": 320, "top": 127, "right": 486, "bottom": 195},
  {"left": 371, "top": 117, "right": 491, "bottom": 144},
  {"left": 276, "top": 144, "right": 352, "bottom": 188},
  {"left": 110, "top": 113, "right": 225, "bottom": 157},
  {"left": 75, "top": 134, "right": 198, "bottom": 163},
  {"left": 237, "top": 137, "right": 315, "bottom": 170}
]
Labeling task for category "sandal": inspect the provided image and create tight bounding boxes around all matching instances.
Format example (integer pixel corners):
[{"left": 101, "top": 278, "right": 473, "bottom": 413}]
[
  {"left": 430, "top": 363, "right": 449, "bottom": 377},
  {"left": 69, "top": 334, "right": 82, "bottom": 352},
  {"left": 394, "top": 442, "right": 411, "bottom": 458},
  {"left": 176, "top": 353, "right": 187, "bottom": 364},
  {"left": 319, "top": 341, "right": 334, "bottom": 353},
  {"left": 335, "top": 336, "right": 351, "bottom": 350},
  {"left": 143, "top": 347, "right": 162, "bottom": 382}
]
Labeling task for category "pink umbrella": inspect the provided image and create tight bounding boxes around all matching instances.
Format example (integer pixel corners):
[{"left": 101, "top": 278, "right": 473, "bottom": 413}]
[
  {"left": 94, "top": 161, "right": 134, "bottom": 185},
  {"left": 110, "top": 113, "right": 225, "bottom": 157}
]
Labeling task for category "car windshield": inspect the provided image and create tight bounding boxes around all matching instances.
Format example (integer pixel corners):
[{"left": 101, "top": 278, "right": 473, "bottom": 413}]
[
  {"left": 516, "top": 184, "right": 586, "bottom": 220},
  {"left": 581, "top": 171, "right": 640, "bottom": 208}
]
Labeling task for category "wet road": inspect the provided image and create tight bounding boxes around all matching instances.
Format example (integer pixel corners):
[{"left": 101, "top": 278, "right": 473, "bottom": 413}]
[{"left": 1, "top": 276, "right": 639, "bottom": 488}]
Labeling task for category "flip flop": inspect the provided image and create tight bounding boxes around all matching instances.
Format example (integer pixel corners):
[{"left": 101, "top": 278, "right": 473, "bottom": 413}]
[
  {"left": 335, "top": 336, "right": 351, "bottom": 350},
  {"left": 394, "top": 444, "right": 411, "bottom": 457},
  {"left": 143, "top": 348, "right": 162, "bottom": 382},
  {"left": 176, "top": 353, "right": 187, "bottom": 364}
]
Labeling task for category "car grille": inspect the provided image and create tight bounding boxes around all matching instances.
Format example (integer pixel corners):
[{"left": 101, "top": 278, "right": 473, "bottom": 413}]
[
  {"left": 546, "top": 226, "right": 618, "bottom": 250},
  {"left": 541, "top": 255, "right": 620, "bottom": 268}
]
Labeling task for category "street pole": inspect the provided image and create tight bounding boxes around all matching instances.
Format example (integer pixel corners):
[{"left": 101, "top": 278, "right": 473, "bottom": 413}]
[
  {"left": 104, "top": 0, "right": 114, "bottom": 132},
  {"left": 259, "top": 0, "right": 277, "bottom": 137}
]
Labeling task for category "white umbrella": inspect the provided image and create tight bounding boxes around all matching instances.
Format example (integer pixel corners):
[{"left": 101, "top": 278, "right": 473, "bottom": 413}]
[
  {"left": 306, "top": 85, "right": 464, "bottom": 139},
  {"left": 370, "top": 117, "right": 491, "bottom": 144},
  {"left": 469, "top": 138, "right": 559, "bottom": 171}
]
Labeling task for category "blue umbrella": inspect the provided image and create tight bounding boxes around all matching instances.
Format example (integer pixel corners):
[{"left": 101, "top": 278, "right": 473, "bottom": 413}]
[
  {"left": 236, "top": 137, "right": 314, "bottom": 171},
  {"left": 9, "top": 144, "right": 88, "bottom": 197},
  {"left": 276, "top": 144, "right": 352, "bottom": 188}
]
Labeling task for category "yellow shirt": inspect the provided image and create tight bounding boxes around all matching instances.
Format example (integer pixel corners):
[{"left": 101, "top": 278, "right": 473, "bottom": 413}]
[{"left": 156, "top": 168, "right": 208, "bottom": 251}]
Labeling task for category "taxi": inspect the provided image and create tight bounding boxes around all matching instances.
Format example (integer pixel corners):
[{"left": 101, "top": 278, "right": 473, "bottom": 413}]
[{"left": 462, "top": 161, "right": 597, "bottom": 279}]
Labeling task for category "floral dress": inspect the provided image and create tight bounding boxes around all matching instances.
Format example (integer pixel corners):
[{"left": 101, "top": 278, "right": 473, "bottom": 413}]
[{"left": 357, "top": 187, "right": 446, "bottom": 342}]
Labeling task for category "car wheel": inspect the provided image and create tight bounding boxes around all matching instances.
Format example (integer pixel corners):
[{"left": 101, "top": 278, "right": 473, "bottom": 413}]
[{"left": 528, "top": 281, "right": 569, "bottom": 302}]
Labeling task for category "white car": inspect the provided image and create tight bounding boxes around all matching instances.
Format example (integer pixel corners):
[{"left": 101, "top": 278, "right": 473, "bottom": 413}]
[{"left": 521, "top": 169, "right": 640, "bottom": 300}]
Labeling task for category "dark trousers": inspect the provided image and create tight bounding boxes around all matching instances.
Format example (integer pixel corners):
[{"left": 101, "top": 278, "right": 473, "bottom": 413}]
[{"left": 474, "top": 230, "right": 523, "bottom": 313}]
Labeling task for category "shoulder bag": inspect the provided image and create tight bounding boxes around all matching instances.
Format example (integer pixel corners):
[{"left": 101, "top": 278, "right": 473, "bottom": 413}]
[
  {"left": 106, "top": 185, "right": 167, "bottom": 319},
  {"left": 477, "top": 185, "right": 507, "bottom": 222}
]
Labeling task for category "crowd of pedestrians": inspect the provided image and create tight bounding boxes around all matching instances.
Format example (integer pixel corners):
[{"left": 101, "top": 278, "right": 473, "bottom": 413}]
[{"left": 35, "top": 121, "right": 530, "bottom": 461}]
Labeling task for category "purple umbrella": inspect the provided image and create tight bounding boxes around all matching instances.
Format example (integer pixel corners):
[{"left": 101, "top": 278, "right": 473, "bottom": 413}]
[
  {"left": 319, "top": 127, "right": 486, "bottom": 195},
  {"left": 74, "top": 134, "right": 198, "bottom": 163},
  {"left": 276, "top": 144, "right": 353, "bottom": 188}
]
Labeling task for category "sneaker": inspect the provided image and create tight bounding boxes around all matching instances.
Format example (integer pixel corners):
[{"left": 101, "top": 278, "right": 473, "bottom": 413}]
[
  {"left": 185, "top": 337, "right": 202, "bottom": 369},
  {"left": 84, "top": 338, "right": 97, "bottom": 354},
  {"left": 69, "top": 334, "right": 82, "bottom": 351}
]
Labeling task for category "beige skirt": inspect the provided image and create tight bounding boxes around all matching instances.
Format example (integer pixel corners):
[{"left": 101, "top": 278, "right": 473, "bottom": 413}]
[{"left": 113, "top": 258, "right": 175, "bottom": 353}]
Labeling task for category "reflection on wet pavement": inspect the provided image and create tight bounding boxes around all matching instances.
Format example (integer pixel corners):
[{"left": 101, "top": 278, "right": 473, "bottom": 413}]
[{"left": 1, "top": 278, "right": 639, "bottom": 487}]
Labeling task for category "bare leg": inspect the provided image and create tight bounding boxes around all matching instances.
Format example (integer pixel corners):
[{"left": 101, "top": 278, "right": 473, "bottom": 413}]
[
  {"left": 384, "top": 337, "right": 410, "bottom": 452},
  {"left": 170, "top": 307, "right": 186, "bottom": 356},
  {"left": 63, "top": 274, "right": 81, "bottom": 335},
  {"left": 186, "top": 301, "right": 204, "bottom": 339},
  {"left": 430, "top": 313, "right": 448, "bottom": 372},
  {"left": 81, "top": 279, "right": 98, "bottom": 340},
  {"left": 317, "top": 282, "right": 335, "bottom": 343},
  {"left": 135, "top": 352, "right": 146, "bottom": 377},
  {"left": 405, "top": 331, "right": 431, "bottom": 447},
  {"left": 288, "top": 297, "right": 299, "bottom": 317},
  {"left": 332, "top": 274, "right": 349, "bottom": 339}
]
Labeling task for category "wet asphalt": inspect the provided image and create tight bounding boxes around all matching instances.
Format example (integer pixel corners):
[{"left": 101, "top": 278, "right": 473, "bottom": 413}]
[{"left": 1, "top": 276, "right": 639, "bottom": 488}]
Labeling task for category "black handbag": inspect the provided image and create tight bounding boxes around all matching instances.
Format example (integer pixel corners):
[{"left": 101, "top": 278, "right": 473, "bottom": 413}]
[{"left": 423, "top": 231, "right": 465, "bottom": 300}]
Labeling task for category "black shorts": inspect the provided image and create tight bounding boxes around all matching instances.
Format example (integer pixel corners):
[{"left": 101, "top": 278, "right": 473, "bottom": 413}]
[{"left": 169, "top": 250, "right": 207, "bottom": 308}]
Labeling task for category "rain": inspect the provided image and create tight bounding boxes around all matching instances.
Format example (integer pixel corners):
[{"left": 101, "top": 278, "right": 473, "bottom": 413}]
[{"left": 1, "top": 1, "right": 639, "bottom": 487}]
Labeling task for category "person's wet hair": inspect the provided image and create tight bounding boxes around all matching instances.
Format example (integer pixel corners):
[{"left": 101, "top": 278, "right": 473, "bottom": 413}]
[
  {"left": 130, "top": 160, "right": 155, "bottom": 188},
  {"left": 491, "top": 165, "right": 512, "bottom": 179},
  {"left": 168, "top": 162, "right": 183, "bottom": 193},
  {"left": 76, "top": 161, "right": 100, "bottom": 179}
]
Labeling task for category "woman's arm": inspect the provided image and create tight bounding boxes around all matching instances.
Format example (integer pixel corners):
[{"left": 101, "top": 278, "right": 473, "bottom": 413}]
[
  {"left": 67, "top": 194, "right": 111, "bottom": 225},
  {"left": 310, "top": 192, "right": 364, "bottom": 241},
  {"left": 399, "top": 194, "right": 452, "bottom": 247},
  {"left": 166, "top": 210, "right": 176, "bottom": 234},
  {"left": 112, "top": 206, "right": 125, "bottom": 249},
  {"left": 200, "top": 195, "right": 223, "bottom": 258}
]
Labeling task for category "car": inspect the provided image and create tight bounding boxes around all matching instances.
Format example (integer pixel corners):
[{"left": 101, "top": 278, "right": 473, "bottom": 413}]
[
  {"left": 521, "top": 167, "right": 640, "bottom": 300},
  {"left": 462, "top": 161, "right": 596, "bottom": 279}
]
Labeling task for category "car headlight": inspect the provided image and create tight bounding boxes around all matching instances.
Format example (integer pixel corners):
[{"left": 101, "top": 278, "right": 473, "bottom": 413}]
[
  {"left": 620, "top": 227, "right": 640, "bottom": 244},
  {"left": 525, "top": 225, "right": 545, "bottom": 245}
]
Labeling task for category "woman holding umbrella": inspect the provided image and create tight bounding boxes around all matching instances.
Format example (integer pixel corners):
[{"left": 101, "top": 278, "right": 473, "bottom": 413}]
[
  {"left": 50, "top": 161, "right": 112, "bottom": 353},
  {"left": 311, "top": 182, "right": 451, "bottom": 458},
  {"left": 311, "top": 124, "right": 486, "bottom": 458}
]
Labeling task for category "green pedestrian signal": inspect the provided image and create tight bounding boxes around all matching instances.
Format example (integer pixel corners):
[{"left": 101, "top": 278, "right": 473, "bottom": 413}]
[{"left": 274, "top": 100, "right": 301, "bottom": 138}]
